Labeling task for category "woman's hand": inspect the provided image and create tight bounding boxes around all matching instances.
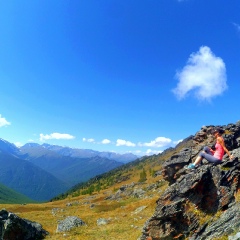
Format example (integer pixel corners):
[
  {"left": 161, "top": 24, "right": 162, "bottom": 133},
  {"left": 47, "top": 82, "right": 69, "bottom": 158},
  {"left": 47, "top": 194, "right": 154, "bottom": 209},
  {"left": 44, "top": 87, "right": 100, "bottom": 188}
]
[
  {"left": 210, "top": 149, "right": 215, "bottom": 154},
  {"left": 229, "top": 154, "right": 234, "bottom": 160}
]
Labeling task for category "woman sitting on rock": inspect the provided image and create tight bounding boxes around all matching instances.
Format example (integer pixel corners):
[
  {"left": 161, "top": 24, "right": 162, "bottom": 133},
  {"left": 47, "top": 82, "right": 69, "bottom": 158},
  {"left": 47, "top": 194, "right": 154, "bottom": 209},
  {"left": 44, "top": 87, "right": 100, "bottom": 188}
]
[{"left": 187, "top": 127, "right": 234, "bottom": 169}]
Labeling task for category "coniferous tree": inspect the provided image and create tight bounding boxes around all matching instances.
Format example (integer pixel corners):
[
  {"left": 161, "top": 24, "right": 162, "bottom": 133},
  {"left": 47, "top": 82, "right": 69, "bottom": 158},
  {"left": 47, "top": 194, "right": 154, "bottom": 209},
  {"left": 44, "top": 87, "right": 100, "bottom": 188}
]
[{"left": 138, "top": 168, "right": 147, "bottom": 182}]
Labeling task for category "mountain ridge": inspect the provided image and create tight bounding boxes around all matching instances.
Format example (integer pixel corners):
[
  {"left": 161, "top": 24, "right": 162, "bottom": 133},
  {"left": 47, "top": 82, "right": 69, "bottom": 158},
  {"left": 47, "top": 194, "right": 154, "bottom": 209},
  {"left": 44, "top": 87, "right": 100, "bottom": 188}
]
[
  {"left": 21, "top": 142, "right": 139, "bottom": 163},
  {"left": 0, "top": 139, "right": 138, "bottom": 202},
  {"left": 19, "top": 144, "right": 125, "bottom": 186},
  {"left": 0, "top": 150, "right": 70, "bottom": 201}
]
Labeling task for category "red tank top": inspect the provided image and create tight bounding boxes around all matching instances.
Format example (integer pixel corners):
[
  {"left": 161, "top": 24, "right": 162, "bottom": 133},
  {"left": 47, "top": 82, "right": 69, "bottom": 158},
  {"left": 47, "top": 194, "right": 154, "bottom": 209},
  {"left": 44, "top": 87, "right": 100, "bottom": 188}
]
[{"left": 213, "top": 141, "right": 224, "bottom": 160}]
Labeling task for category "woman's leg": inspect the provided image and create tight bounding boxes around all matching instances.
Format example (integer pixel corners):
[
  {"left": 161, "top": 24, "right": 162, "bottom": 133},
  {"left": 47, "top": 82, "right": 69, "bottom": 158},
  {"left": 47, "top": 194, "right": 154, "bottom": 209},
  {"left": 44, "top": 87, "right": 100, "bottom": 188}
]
[
  {"left": 194, "top": 155, "right": 203, "bottom": 165},
  {"left": 188, "top": 146, "right": 218, "bottom": 169},
  {"left": 203, "top": 146, "right": 213, "bottom": 155},
  {"left": 193, "top": 146, "right": 210, "bottom": 165},
  {"left": 200, "top": 152, "right": 220, "bottom": 163},
  {"left": 192, "top": 146, "right": 215, "bottom": 165}
]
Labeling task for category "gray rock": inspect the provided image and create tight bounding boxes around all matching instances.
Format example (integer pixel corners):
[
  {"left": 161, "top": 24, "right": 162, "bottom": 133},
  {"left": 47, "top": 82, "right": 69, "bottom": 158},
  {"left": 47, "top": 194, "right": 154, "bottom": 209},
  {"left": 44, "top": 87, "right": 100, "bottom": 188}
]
[
  {"left": 90, "top": 204, "right": 95, "bottom": 209},
  {"left": 192, "top": 202, "right": 240, "bottom": 239},
  {"left": 65, "top": 201, "right": 80, "bottom": 207},
  {"left": 97, "top": 218, "right": 110, "bottom": 226},
  {"left": 105, "top": 182, "right": 137, "bottom": 200},
  {"left": 0, "top": 209, "right": 48, "bottom": 240},
  {"left": 229, "top": 232, "right": 240, "bottom": 240},
  {"left": 51, "top": 208, "right": 60, "bottom": 215},
  {"left": 132, "top": 206, "right": 147, "bottom": 215},
  {"left": 132, "top": 188, "right": 145, "bottom": 198},
  {"left": 146, "top": 183, "right": 158, "bottom": 191},
  {"left": 51, "top": 208, "right": 64, "bottom": 216},
  {"left": 153, "top": 170, "right": 162, "bottom": 177},
  {"left": 56, "top": 216, "right": 86, "bottom": 232}
]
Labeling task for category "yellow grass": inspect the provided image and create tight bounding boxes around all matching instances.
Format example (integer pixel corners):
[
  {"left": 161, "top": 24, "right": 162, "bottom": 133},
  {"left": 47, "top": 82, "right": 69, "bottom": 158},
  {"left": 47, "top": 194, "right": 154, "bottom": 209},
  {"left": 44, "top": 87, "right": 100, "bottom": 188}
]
[
  {"left": 235, "top": 189, "right": 240, "bottom": 202},
  {"left": 1, "top": 173, "right": 164, "bottom": 240},
  {"left": 0, "top": 147, "right": 186, "bottom": 239}
]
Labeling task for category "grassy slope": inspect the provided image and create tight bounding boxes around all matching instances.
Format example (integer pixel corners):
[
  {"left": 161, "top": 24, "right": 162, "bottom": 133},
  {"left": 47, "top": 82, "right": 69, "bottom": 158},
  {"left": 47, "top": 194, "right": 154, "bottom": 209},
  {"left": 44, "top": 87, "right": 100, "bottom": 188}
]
[
  {"left": 0, "top": 138, "right": 197, "bottom": 239},
  {"left": 0, "top": 182, "right": 35, "bottom": 204}
]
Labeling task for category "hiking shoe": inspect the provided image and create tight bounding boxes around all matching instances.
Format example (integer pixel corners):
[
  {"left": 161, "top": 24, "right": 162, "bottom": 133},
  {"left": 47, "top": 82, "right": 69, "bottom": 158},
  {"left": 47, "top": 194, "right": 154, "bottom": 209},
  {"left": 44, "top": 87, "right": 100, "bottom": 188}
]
[{"left": 187, "top": 163, "right": 196, "bottom": 169}]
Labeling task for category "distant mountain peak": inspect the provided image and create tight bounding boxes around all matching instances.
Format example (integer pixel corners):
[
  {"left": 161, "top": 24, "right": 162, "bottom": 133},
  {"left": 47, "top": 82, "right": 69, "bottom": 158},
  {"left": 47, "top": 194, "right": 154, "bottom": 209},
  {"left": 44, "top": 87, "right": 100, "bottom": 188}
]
[
  {"left": 22, "top": 143, "right": 40, "bottom": 148},
  {"left": 0, "top": 138, "right": 20, "bottom": 154}
]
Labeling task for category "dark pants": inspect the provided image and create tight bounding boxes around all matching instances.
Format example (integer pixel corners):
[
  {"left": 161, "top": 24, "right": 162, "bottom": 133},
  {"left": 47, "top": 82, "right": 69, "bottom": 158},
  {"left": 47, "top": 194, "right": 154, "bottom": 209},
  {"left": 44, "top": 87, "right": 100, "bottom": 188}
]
[{"left": 199, "top": 146, "right": 221, "bottom": 163}]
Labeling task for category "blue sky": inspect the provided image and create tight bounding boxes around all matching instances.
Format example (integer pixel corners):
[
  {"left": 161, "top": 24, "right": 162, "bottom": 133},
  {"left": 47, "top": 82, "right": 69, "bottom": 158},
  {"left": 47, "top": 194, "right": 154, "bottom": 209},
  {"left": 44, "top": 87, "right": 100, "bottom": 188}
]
[{"left": 0, "top": 0, "right": 239, "bottom": 156}]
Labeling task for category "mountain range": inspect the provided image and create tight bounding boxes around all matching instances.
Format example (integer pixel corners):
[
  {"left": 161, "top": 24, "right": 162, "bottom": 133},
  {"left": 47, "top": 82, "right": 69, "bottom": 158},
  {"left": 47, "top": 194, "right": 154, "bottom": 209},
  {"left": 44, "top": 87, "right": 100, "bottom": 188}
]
[
  {"left": 38, "top": 143, "right": 138, "bottom": 163},
  {"left": 0, "top": 139, "right": 139, "bottom": 202}
]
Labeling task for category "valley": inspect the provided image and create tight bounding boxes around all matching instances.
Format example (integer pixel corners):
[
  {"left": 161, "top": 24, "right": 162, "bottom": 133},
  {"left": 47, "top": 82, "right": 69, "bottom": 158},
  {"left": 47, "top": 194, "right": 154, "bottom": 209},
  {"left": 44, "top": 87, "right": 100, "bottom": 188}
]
[
  {"left": 0, "top": 153, "right": 166, "bottom": 239},
  {"left": 0, "top": 139, "right": 138, "bottom": 201},
  {"left": 1, "top": 122, "right": 240, "bottom": 239}
]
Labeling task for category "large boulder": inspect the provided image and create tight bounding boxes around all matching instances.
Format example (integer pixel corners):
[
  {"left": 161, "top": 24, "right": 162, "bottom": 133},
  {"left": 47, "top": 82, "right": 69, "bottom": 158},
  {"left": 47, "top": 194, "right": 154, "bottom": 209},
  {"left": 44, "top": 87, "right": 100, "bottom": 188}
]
[{"left": 0, "top": 209, "right": 48, "bottom": 240}]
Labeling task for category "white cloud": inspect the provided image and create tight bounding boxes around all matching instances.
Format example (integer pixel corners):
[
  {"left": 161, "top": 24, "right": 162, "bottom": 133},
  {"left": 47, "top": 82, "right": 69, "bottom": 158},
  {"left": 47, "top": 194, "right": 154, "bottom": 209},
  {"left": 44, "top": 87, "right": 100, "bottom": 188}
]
[
  {"left": 139, "top": 137, "right": 172, "bottom": 148},
  {"left": 174, "top": 139, "right": 183, "bottom": 145},
  {"left": 173, "top": 46, "right": 227, "bottom": 101},
  {"left": 82, "top": 137, "right": 95, "bottom": 143},
  {"left": 116, "top": 139, "right": 136, "bottom": 147},
  {"left": 101, "top": 139, "right": 111, "bottom": 144},
  {"left": 145, "top": 149, "right": 163, "bottom": 156},
  {"left": 40, "top": 133, "right": 75, "bottom": 141},
  {"left": 0, "top": 115, "right": 11, "bottom": 127}
]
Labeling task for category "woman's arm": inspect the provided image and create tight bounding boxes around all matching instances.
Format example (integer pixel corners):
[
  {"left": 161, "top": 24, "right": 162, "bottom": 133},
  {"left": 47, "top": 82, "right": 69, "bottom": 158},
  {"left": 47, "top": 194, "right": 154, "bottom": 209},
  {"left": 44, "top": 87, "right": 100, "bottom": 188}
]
[
  {"left": 218, "top": 137, "right": 234, "bottom": 160},
  {"left": 209, "top": 148, "right": 215, "bottom": 154}
]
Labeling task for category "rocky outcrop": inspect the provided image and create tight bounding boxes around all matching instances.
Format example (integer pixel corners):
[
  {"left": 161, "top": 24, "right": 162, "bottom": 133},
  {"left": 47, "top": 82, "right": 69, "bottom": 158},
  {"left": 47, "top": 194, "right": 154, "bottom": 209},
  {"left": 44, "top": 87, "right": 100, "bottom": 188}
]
[
  {"left": 192, "top": 202, "right": 240, "bottom": 239},
  {"left": 105, "top": 182, "right": 146, "bottom": 200},
  {"left": 0, "top": 209, "right": 48, "bottom": 240},
  {"left": 140, "top": 121, "right": 240, "bottom": 240}
]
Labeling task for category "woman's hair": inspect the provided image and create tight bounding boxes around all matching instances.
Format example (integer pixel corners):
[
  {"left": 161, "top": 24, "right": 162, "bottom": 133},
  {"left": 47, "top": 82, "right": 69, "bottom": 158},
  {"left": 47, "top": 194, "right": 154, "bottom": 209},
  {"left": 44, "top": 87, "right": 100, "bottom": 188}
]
[{"left": 213, "top": 127, "right": 225, "bottom": 135}]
